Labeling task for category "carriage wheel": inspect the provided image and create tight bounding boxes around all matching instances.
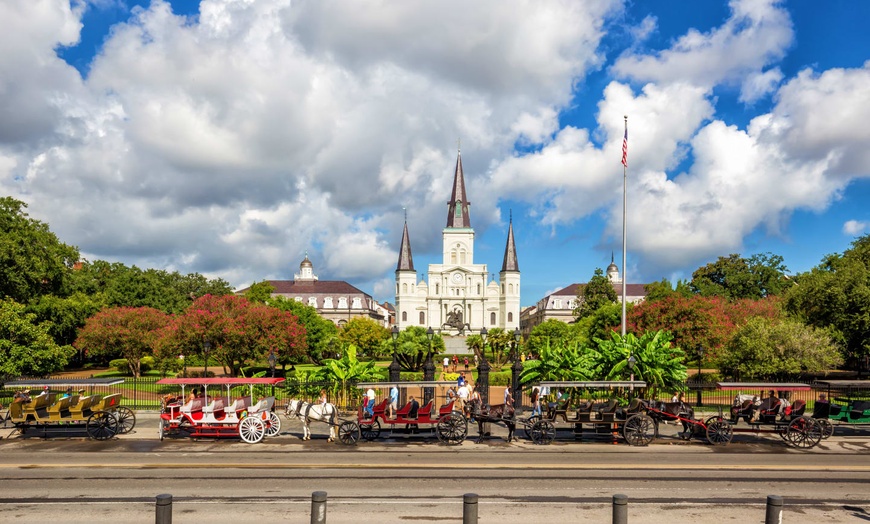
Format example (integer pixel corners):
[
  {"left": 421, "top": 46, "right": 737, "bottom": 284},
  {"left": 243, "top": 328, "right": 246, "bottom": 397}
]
[
  {"left": 786, "top": 416, "right": 822, "bottom": 449},
  {"left": 338, "top": 421, "right": 360, "bottom": 445},
  {"left": 436, "top": 412, "right": 468, "bottom": 445},
  {"left": 112, "top": 406, "right": 136, "bottom": 435},
  {"left": 522, "top": 415, "right": 541, "bottom": 439},
  {"left": 704, "top": 416, "right": 733, "bottom": 445},
  {"left": 239, "top": 416, "right": 266, "bottom": 443},
  {"left": 264, "top": 412, "right": 281, "bottom": 437},
  {"left": 530, "top": 420, "right": 556, "bottom": 445},
  {"left": 817, "top": 418, "right": 834, "bottom": 439},
  {"left": 623, "top": 414, "right": 655, "bottom": 446},
  {"left": 360, "top": 419, "right": 381, "bottom": 441},
  {"left": 86, "top": 411, "right": 118, "bottom": 440},
  {"left": 158, "top": 420, "right": 166, "bottom": 441}
]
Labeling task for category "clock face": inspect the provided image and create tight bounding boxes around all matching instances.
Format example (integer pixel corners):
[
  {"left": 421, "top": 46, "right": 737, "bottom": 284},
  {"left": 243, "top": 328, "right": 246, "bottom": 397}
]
[{"left": 451, "top": 272, "right": 463, "bottom": 284}]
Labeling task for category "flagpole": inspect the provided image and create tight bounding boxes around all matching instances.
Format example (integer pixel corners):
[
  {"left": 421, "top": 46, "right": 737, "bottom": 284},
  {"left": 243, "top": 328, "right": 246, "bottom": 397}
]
[{"left": 621, "top": 115, "right": 627, "bottom": 338}]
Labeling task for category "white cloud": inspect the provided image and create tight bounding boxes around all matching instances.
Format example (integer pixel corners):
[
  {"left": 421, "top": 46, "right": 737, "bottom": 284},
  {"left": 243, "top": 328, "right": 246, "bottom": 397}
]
[
  {"left": 740, "top": 68, "right": 783, "bottom": 104},
  {"left": 843, "top": 220, "right": 868, "bottom": 236},
  {"left": 0, "top": 0, "right": 622, "bottom": 290},
  {"left": 612, "top": 0, "right": 793, "bottom": 90}
]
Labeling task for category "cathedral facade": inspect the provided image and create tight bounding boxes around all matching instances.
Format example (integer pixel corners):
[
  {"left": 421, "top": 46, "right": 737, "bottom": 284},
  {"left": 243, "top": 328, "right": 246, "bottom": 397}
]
[{"left": 395, "top": 151, "right": 520, "bottom": 332}]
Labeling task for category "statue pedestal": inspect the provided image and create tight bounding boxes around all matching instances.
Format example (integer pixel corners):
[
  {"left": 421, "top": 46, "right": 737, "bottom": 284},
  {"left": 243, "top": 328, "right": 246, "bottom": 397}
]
[{"left": 442, "top": 335, "right": 472, "bottom": 355}]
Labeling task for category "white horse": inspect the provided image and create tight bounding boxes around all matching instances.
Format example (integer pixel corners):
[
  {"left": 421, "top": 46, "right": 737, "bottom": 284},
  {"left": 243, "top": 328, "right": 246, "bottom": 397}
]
[{"left": 285, "top": 399, "right": 338, "bottom": 442}]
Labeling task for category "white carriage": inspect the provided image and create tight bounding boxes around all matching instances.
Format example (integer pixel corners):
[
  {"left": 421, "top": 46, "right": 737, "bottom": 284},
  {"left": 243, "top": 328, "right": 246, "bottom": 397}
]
[{"left": 156, "top": 377, "right": 284, "bottom": 444}]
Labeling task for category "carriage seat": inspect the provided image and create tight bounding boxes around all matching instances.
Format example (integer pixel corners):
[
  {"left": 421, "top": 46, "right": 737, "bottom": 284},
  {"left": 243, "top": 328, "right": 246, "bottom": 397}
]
[
  {"left": 850, "top": 400, "right": 870, "bottom": 420},
  {"left": 228, "top": 396, "right": 253, "bottom": 413},
  {"left": 417, "top": 401, "right": 433, "bottom": 419},
  {"left": 439, "top": 400, "right": 455, "bottom": 416},
  {"left": 68, "top": 395, "right": 96, "bottom": 418},
  {"left": 371, "top": 399, "right": 389, "bottom": 415},
  {"left": 789, "top": 399, "right": 806, "bottom": 417},
  {"left": 575, "top": 400, "right": 594, "bottom": 413},
  {"left": 46, "top": 396, "right": 73, "bottom": 421},
  {"left": 92, "top": 393, "right": 122, "bottom": 411},
  {"left": 203, "top": 397, "right": 228, "bottom": 414},
  {"left": 249, "top": 397, "right": 275, "bottom": 415},
  {"left": 619, "top": 398, "right": 644, "bottom": 417},
  {"left": 396, "top": 401, "right": 414, "bottom": 418},
  {"left": 181, "top": 398, "right": 204, "bottom": 414}
]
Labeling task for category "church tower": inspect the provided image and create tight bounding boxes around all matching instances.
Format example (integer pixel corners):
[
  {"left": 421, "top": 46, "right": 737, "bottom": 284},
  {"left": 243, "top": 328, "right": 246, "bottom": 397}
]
[
  {"left": 395, "top": 149, "right": 520, "bottom": 331},
  {"left": 499, "top": 215, "right": 520, "bottom": 330}
]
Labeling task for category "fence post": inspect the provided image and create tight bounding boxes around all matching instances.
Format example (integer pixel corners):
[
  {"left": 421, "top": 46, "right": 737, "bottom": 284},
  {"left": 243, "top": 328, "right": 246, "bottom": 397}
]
[
  {"left": 311, "top": 491, "right": 328, "bottom": 524},
  {"left": 612, "top": 494, "right": 628, "bottom": 524},
  {"left": 155, "top": 493, "right": 172, "bottom": 524},
  {"left": 463, "top": 493, "right": 478, "bottom": 524},
  {"left": 765, "top": 495, "right": 783, "bottom": 524}
]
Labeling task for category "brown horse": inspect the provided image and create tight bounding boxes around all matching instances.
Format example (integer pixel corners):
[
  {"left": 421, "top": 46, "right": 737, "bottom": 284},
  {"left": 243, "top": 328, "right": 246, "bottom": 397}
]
[
  {"left": 646, "top": 400, "right": 696, "bottom": 437},
  {"left": 464, "top": 398, "right": 516, "bottom": 443}
]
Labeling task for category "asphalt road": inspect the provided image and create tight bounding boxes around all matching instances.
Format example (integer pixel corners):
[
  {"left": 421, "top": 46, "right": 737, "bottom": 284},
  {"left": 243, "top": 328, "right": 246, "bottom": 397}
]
[{"left": 1, "top": 413, "right": 869, "bottom": 523}]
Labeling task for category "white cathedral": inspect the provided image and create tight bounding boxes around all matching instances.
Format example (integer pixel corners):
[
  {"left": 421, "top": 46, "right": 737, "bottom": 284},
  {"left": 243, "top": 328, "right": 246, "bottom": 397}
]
[{"left": 395, "top": 151, "right": 520, "bottom": 333}]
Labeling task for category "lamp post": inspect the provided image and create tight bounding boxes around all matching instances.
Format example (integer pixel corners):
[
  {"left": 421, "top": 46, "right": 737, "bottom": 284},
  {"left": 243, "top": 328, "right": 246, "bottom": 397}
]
[
  {"left": 423, "top": 327, "right": 435, "bottom": 404},
  {"left": 477, "top": 327, "right": 491, "bottom": 404},
  {"left": 511, "top": 328, "right": 523, "bottom": 408},
  {"left": 202, "top": 339, "right": 212, "bottom": 378},
  {"left": 628, "top": 355, "right": 637, "bottom": 398},
  {"left": 696, "top": 345, "right": 704, "bottom": 407},
  {"left": 389, "top": 325, "right": 401, "bottom": 383}
]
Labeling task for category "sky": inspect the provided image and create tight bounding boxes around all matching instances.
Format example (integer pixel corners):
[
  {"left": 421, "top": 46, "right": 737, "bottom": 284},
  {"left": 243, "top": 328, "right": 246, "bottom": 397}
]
[{"left": 2, "top": 0, "right": 869, "bottom": 308}]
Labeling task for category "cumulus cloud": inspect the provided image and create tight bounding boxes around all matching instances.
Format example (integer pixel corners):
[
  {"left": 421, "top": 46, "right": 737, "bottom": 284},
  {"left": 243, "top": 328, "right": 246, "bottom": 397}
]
[
  {"left": 0, "top": 0, "right": 621, "bottom": 291},
  {"left": 612, "top": 0, "right": 793, "bottom": 90},
  {"left": 843, "top": 220, "right": 868, "bottom": 236}
]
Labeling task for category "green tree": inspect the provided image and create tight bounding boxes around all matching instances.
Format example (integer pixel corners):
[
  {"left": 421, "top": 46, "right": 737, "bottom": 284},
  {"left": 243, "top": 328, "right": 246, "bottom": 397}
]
[
  {"left": 337, "top": 317, "right": 389, "bottom": 358},
  {"left": 382, "top": 326, "right": 445, "bottom": 372},
  {"left": 526, "top": 319, "right": 579, "bottom": 356},
  {"left": 574, "top": 268, "right": 618, "bottom": 319},
  {"left": 719, "top": 317, "right": 843, "bottom": 380},
  {"left": 644, "top": 278, "right": 693, "bottom": 302},
  {"left": 518, "top": 339, "right": 600, "bottom": 385},
  {"left": 0, "top": 298, "right": 75, "bottom": 376},
  {"left": 482, "top": 327, "right": 515, "bottom": 368},
  {"left": 785, "top": 234, "right": 870, "bottom": 367},
  {"left": 25, "top": 292, "right": 105, "bottom": 349},
  {"left": 691, "top": 252, "right": 789, "bottom": 299},
  {"left": 244, "top": 280, "right": 275, "bottom": 303},
  {"left": 0, "top": 197, "right": 80, "bottom": 303},
  {"left": 74, "top": 306, "right": 171, "bottom": 377},
  {"left": 595, "top": 330, "right": 687, "bottom": 399},
  {"left": 314, "top": 344, "right": 381, "bottom": 406},
  {"left": 268, "top": 296, "right": 338, "bottom": 365}
]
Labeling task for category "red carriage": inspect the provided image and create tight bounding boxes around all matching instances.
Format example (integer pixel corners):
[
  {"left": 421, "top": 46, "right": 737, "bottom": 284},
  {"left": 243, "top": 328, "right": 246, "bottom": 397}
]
[{"left": 156, "top": 378, "right": 283, "bottom": 444}]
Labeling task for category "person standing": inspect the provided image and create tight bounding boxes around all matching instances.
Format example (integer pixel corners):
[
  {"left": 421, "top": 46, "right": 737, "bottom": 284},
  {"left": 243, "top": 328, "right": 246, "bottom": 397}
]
[
  {"left": 504, "top": 385, "right": 513, "bottom": 406},
  {"left": 463, "top": 356, "right": 469, "bottom": 371},
  {"left": 364, "top": 387, "right": 376, "bottom": 416},
  {"left": 388, "top": 384, "right": 399, "bottom": 419},
  {"left": 530, "top": 386, "right": 542, "bottom": 417},
  {"left": 443, "top": 356, "right": 449, "bottom": 373},
  {"left": 452, "top": 355, "right": 459, "bottom": 372}
]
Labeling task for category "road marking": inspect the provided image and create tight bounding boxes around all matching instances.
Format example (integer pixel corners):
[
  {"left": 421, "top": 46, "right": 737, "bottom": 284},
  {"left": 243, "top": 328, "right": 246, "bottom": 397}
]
[{"left": 4, "top": 463, "right": 870, "bottom": 472}]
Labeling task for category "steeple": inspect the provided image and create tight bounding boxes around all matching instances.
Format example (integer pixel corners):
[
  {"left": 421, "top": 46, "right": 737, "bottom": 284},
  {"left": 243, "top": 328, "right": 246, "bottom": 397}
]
[
  {"left": 446, "top": 150, "right": 471, "bottom": 228},
  {"left": 396, "top": 218, "right": 415, "bottom": 271},
  {"left": 501, "top": 214, "right": 519, "bottom": 272}
]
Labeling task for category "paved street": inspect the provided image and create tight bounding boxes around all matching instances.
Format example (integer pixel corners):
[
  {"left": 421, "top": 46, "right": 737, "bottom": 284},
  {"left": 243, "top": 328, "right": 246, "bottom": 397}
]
[{"left": 1, "top": 413, "right": 869, "bottom": 523}]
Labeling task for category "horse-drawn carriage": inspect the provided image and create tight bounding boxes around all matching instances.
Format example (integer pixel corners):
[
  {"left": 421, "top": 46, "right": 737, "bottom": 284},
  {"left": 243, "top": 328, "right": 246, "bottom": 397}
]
[
  {"left": 813, "top": 380, "right": 870, "bottom": 436},
  {"left": 720, "top": 382, "right": 824, "bottom": 448},
  {"left": 336, "top": 381, "right": 468, "bottom": 445},
  {"left": 156, "top": 378, "right": 283, "bottom": 444},
  {"left": 521, "top": 381, "right": 653, "bottom": 445},
  {"left": 2, "top": 378, "right": 135, "bottom": 440}
]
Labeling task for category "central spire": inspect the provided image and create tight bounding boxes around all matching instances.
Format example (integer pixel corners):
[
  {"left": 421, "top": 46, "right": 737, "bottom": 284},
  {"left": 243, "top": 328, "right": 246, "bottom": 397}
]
[{"left": 446, "top": 150, "right": 471, "bottom": 228}]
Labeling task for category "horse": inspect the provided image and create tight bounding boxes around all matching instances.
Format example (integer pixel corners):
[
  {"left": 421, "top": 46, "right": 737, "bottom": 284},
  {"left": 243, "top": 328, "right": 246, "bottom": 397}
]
[
  {"left": 464, "top": 398, "right": 516, "bottom": 443},
  {"left": 285, "top": 399, "right": 338, "bottom": 442},
  {"left": 647, "top": 400, "right": 697, "bottom": 438}
]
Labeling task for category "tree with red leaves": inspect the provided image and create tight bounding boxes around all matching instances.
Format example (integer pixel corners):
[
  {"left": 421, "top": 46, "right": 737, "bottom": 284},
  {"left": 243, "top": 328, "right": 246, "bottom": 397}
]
[
  {"left": 74, "top": 306, "right": 170, "bottom": 377},
  {"left": 158, "top": 294, "right": 306, "bottom": 376}
]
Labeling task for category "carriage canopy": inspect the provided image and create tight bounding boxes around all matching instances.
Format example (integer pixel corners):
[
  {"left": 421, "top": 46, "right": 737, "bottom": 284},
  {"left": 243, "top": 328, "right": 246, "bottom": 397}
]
[
  {"left": 536, "top": 381, "right": 647, "bottom": 389},
  {"left": 717, "top": 382, "right": 811, "bottom": 391},
  {"left": 4, "top": 378, "right": 124, "bottom": 388}
]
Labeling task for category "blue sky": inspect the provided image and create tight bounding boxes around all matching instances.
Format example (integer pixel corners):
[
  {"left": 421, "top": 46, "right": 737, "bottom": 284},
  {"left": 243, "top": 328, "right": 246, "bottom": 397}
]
[{"left": 1, "top": 0, "right": 869, "bottom": 307}]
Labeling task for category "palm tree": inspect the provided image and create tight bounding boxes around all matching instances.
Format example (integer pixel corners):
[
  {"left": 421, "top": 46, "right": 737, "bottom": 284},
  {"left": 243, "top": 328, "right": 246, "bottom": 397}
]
[
  {"left": 596, "top": 330, "right": 688, "bottom": 399},
  {"left": 314, "top": 344, "right": 381, "bottom": 407}
]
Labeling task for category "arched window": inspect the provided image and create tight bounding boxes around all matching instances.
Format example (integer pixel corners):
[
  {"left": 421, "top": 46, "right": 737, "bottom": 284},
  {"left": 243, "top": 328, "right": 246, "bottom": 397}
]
[
  {"left": 324, "top": 297, "right": 333, "bottom": 309},
  {"left": 490, "top": 312, "right": 496, "bottom": 325},
  {"left": 477, "top": 284, "right": 481, "bottom": 295},
  {"left": 509, "top": 283, "right": 513, "bottom": 294},
  {"left": 352, "top": 297, "right": 361, "bottom": 309},
  {"left": 460, "top": 250, "right": 466, "bottom": 264},
  {"left": 308, "top": 297, "right": 317, "bottom": 307},
  {"left": 455, "top": 200, "right": 462, "bottom": 217},
  {"left": 402, "top": 311, "right": 407, "bottom": 322},
  {"left": 402, "top": 283, "right": 408, "bottom": 293},
  {"left": 337, "top": 297, "right": 348, "bottom": 309},
  {"left": 451, "top": 251, "right": 457, "bottom": 264},
  {"left": 508, "top": 312, "right": 513, "bottom": 322},
  {"left": 419, "top": 312, "right": 425, "bottom": 325},
  {"left": 435, "top": 283, "right": 440, "bottom": 294}
]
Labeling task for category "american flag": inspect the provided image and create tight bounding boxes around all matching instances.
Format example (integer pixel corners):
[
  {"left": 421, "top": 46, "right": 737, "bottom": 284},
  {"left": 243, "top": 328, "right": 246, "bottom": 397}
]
[{"left": 621, "top": 126, "right": 628, "bottom": 167}]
